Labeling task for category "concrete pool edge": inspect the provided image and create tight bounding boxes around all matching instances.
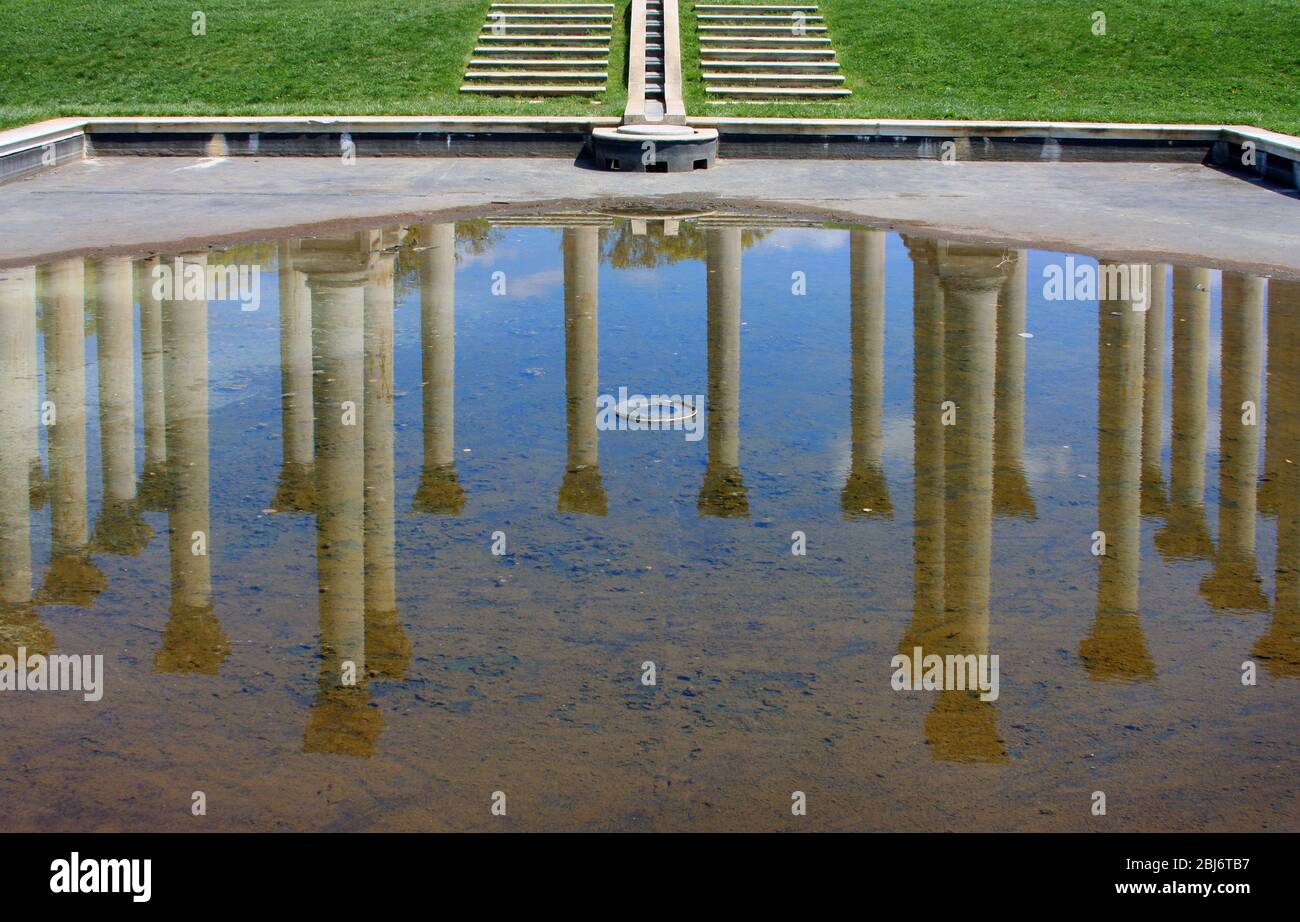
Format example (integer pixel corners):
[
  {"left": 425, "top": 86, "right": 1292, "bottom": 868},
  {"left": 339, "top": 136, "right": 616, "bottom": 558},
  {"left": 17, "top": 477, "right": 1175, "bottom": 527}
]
[
  {"left": 3, "top": 173, "right": 1300, "bottom": 284},
  {"left": 3, "top": 114, "right": 1299, "bottom": 189}
]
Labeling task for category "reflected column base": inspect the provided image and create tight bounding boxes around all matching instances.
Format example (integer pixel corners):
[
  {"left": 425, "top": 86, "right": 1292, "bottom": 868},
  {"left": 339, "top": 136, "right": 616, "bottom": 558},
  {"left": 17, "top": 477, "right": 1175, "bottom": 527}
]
[{"left": 412, "top": 464, "right": 466, "bottom": 516}]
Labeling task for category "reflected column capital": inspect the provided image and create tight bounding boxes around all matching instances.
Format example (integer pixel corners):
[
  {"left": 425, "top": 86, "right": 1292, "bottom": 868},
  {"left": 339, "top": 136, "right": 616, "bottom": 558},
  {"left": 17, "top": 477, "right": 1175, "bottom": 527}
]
[
  {"left": 935, "top": 242, "right": 1012, "bottom": 292},
  {"left": 292, "top": 233, "right": 377, "bottom": 286}
]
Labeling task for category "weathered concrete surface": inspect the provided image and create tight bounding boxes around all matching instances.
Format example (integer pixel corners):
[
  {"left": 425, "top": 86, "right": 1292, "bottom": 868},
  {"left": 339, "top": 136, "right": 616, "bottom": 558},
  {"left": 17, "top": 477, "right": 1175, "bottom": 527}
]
[{"left": 0, "top": 156, "right": 1297, "bottom": 277}]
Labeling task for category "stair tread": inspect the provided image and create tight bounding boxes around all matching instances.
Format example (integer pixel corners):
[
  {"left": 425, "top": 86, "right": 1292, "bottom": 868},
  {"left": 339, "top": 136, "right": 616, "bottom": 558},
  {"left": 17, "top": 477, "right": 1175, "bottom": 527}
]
[
  {"left": 706, "top": 85, "right": 850, "bottom": 95},
  {"left": 461, "top": 84, "right": 606, "bottom": 92},
  {"left": 487, "top": 13, "right": 612, "bottom": 19},
  {"left": 698, "top": 13, "right": 824, "bottom": 20},
  {"left": 466, "top": 71, "right": 608, "bottom": 78},
  {"left": 479, "top": 35, "right": 610, "bottom": 41},
  {"left": 475, "top": 45, "right": 611, "bottom": 51},
  {"left": 470, "top": 58, "right": 609, "bottom": 65},
  {"left": 703, "top": 73, "right": 844, "bottom": 82},
  {"left": 700, "top": 36, "right": 831, "bottom": 42},
  {"left": 699, "top": 25, "right": 828, "bottom": 31},
  {"left": 701, "top": 47, "right": 834, "bottom": 54},
  {"left": 702, "top": 60, "right": 839, "bottom": 67}
]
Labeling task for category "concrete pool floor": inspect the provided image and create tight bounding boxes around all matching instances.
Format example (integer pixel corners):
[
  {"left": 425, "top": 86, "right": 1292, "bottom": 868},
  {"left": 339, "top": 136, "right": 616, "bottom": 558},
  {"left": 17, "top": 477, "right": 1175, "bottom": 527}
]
[{"left": 1, "top": 156, "right": 1298, "bottom": 277}]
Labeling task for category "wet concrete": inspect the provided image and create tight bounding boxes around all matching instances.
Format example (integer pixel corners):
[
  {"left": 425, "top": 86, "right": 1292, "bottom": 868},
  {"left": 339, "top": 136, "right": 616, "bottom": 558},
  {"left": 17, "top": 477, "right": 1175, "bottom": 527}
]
[{"left": 1, "top": 156, "right": 1297, "bottom": 277}]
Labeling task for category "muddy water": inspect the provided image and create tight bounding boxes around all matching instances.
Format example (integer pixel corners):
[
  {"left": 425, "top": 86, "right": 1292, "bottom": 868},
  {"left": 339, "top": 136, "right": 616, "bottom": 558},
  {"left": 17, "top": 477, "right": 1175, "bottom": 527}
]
[{"left": 0, "top": 216, "right": 1296, "bottom": 832}]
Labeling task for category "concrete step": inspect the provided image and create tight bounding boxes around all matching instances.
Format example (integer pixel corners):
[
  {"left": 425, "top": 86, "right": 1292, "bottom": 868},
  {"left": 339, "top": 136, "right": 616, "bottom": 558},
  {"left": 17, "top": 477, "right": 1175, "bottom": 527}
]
[
  {"left": 696, "top": 4, "right": 819, "bottom": 10},
  {"left": 700, "top": 36, "right": 832, "bottom": 44},
  {"left": 485, "top": 23, "right": 612, "bottom": 31},
  {"left": 487, "top": 13, "right": 612, "bottom": 20},
  {"left": 474, "top": 45, "right": 612, "bottom": 53},
  {"left": 479, "top": 34, "right": 610, "bottom": 41},
  {"left": 701, "top": 46, "right": 836, "bottom": 56},
  {"left": 699, "top": 25, "right": 828, "bottom": 33},
  {"left": 461, "top": 84, "right": 607, "bottom": 94},
  {"left": 698, "top": 13, "right": 824, "bottom": 21},
  {"left": 465, "top": 71, "right": 608, "bottom": 80},
  {"left": 705, "top": 85, "right": 851, "bottom": 97},
  {"left": 703, "top": 71, "right": 844, "bottom": 83},
  {"left": 702, "top": 59, "right": 840, "bottom": 70},
  {"left": 470, "top": 58, "right": 609, "bottom": 66},
  {"left": 491, "top": 3, "right": 614, "bottom": 8}
]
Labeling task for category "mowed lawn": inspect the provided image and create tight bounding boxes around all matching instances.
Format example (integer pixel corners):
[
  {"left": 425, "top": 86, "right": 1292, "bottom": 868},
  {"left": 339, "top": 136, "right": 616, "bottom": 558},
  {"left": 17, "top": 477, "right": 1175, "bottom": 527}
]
[
  {"left": 1, "top": 0, "right": 1295, "bottom": 135},
  {"left": 0, "top": 0, "right": 631, "bottom": 130},
  {"left": 682, "top": 0, "right": 1300, "bottom": 133}
]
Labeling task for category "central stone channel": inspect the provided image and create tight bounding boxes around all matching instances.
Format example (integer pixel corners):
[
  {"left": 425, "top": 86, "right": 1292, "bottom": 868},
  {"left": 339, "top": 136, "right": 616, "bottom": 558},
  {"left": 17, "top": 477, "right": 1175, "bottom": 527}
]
[{"left": 594, "top": 0, "right": 718, "bottom": 170}]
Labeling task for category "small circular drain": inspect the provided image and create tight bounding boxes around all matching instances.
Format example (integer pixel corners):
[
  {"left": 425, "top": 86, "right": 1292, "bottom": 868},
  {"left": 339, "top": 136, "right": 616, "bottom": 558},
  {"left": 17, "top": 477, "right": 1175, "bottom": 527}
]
[{"left": 615, "top": 395, "right": 698, "bottom": 425}]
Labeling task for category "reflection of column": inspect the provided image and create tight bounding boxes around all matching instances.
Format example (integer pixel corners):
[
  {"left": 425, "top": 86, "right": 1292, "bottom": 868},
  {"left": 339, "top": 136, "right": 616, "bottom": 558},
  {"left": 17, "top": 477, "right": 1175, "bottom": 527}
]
[
  {"left": 1081, "top": 264, "right": 1155, "bottom": 680},
  {"left": 1155, "top": 267, "right": 1213, "bottom": 560},
  {"left": 37, "top": 259, "right": 105, "bottom": 607},
  {"left": 1254, "top": 279, "right": 1300, "bottom": 676},
  {"left": 1201, "top": 273, "right": 1268, "bottom": 611},
  {"left": 0, "top": 266, "right": 51, "bottom": 655},
  {"left": 2, "top": 268, "right": 43, "bottom": 509},
  {"left": 363, "top": 230, "right": 410, "bottom": 681},
  {"left": 271, "top": 241, "right": 315, "bottom": 513},
  {"left": 1261, "top": 279, "right": 1292, "bottom": 516},
  {"left": 156, "top": 254, "right": 229, "bottom": 674},
  {"left": 91, "top": 257, "right": 152, "bottom": 555},
  {"left": 698, "top": 227, "right": 748, "bottom": 517},
  {"left": 1140, "top": 265, "right": 1169, "bottom": 516},
  {"left": 926, "top": 243, "right": 1006, "bottom": 763},
  {"left": 993, "top": 250, "right": 1036, "bottom": 518},
  {"left": 842, "top": 229, "right": 892, "bottom": 518},
  {"left": 300, "top": 234, "right": 382, "bottom": 756},
  {"left": 137, "top": 258, "right": 169, "bottom": 510},
  {"left": 559, "top": 227, "right": 607, "bottom": 515},
  {"left": 412, "top": 223, "right": 465, "bottom": 515},
  {"left": 900, "top": 238, "right": 945, "bottom": 652}
]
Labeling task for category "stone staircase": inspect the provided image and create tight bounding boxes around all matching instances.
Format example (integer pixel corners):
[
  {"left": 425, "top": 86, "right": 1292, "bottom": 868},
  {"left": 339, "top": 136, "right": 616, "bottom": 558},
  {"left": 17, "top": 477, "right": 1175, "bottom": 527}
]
[
  {"left": 694, "top": 2, "right": 850, "bottom": 99},
  {"left": 644, "top": 0, "right": 665, "bottom": 107},
  {"left": 462, "top": 2, "right": 615, "bottom": 96}
]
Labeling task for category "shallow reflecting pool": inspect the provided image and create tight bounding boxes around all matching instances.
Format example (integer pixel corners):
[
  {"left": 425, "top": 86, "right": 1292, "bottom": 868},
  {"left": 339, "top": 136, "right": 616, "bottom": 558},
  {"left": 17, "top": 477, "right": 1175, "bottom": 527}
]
[{"left": 0, "top": 214, "right": 1297, "bottom": 831}]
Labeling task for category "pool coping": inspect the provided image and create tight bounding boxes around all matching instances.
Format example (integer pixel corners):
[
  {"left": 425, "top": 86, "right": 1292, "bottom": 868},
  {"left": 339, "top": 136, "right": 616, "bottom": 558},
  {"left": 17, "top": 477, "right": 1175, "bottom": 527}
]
[{"left": 2, "top": 114, "right": 1298, "bottom": 189}]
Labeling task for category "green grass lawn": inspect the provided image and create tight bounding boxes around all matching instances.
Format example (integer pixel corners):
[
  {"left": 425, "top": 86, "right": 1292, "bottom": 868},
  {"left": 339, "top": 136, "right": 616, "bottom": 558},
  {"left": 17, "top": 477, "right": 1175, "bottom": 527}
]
[
  {"left": 1, "top": 0, "right": 1295, "bottom": 135},
  {"left": 0, "top": 0, "right": 630, "bottom": 131},
  {"left": 681, "top": 0, "right": 1300, "bottom": 134}
]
